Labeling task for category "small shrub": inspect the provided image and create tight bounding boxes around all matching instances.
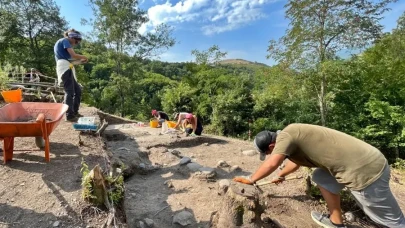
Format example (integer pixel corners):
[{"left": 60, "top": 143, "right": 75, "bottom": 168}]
[
  {"left": 80, "top": 158, "right": 96, "bottom": 201},
  {"left": 392, "top": 158, "right": 405, "bottom": 170},
  {"left": 81, "top": 158, "right": 125, "bottom": 207},
  {"left": 105, "top": 174, "right": 125, "bottom": 205}
]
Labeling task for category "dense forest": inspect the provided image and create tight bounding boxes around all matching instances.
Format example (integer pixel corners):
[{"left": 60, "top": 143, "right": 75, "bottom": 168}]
[{"left": 1, "top": 0, "right": 405, "bottom": 162}]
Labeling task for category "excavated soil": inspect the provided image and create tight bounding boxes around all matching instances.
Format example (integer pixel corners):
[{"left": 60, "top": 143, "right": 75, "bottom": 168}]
[
  {"left": 0, "top": 102, "right": 404, "bottom": 228},
  {"left": 105, "top": 124, "right": 405, "bottom": 228}
]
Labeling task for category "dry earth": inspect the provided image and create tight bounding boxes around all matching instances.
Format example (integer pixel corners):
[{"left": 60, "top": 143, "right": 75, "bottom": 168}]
[
  {"left": 0, "top": 105, "right": 121, "bottom": 228},
  {"left": 106, "top": 123, "right": 405, "bottom": 228},
  {"left": 0, "top": 103, "right": 404, "bottom": 228}
]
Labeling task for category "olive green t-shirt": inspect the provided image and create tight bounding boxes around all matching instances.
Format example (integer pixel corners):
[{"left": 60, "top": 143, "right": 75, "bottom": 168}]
[{"left": 272, "top": 123, "right": 387, "bottom": 191}]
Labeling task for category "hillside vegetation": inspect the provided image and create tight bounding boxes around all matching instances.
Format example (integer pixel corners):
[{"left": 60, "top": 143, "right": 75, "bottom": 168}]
[{"left": 1, "top": 0, "right": 405, "bottom": 163}]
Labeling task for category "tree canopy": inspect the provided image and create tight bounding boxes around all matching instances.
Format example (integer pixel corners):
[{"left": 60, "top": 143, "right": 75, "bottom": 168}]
[{"left": 1, "top": 0, "right": 404, "bottom": 162}]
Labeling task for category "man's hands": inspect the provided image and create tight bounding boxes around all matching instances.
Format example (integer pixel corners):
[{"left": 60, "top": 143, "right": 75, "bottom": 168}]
[
  {"left": 232, "top": 177, "right": 253, "bottom": 185},
  {"left": 271, "top": 176, "right": 285, "bottom": 185},
  {"left": 233, "top": 176, "right": 287, "bottom": 186}
]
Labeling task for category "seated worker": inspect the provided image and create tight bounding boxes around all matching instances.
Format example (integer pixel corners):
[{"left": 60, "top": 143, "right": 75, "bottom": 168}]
[
  {"left": 233, "top": 123, "right": 405, "bottom": 228},
  {"left": 184, "top": 113, "right": 203, "bottom": 136},
  {"left": 173, "top": 112, "right": 191, "bottom": 130},
  {"left": 152, "top": 110, "right": 169, "bottom": 127}
]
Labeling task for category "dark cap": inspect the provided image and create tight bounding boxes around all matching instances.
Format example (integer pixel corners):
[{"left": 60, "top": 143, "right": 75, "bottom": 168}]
[{"left": 253, "top": 130, "right": 278, "bottom": 161}]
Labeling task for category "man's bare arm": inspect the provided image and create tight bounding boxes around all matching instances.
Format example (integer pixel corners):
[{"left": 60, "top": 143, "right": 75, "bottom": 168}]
[
  {"left": 278, "top": 160, "right": 300, "bottom": 177},
  {"left": 250, "top": 154, "right": 286, "bottom": 183}
]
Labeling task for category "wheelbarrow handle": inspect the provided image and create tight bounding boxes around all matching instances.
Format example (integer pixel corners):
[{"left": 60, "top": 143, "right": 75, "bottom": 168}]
[{"left": 36, "top": 113, "right": 45, "bottom": 122}]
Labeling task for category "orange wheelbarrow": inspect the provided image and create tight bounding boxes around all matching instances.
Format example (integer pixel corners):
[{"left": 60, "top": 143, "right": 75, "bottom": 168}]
[{"left": 0, "top": 102, "right": 68, "bottom": 164}]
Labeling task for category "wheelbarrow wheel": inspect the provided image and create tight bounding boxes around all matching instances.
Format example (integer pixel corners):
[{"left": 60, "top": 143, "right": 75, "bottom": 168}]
[{"left": 35, "top": 136, "right": 45, "bottom": 149}]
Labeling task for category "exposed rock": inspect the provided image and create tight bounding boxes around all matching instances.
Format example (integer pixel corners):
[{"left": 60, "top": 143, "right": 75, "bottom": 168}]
[
  {"left": 179, "top": 157, "right": 191, "bottom": 165},
  {"left": 199, "top": 167, "right": 215, "bottom": 175},
  {"left": 139, "top": 220, "right": 146, "bottom": 228},
  {"left": 218, "top": 179, "right": 230, "bottom": 194},
  {"left": 193, "top": 167, "right": 217, "bottom": 180},
  {"left": 242, "top": 150, "right": 257, "bottom": 156},
  {"left": 164, "top": 180, "right": 174, "bottom": 188},
  {"left": 229, "top": 165, "right": 241, "bottom": 173},
  {"left": 111, "top": 148, "right": 152, "bottom": 177},
  {"left": 169, "top": 149, "right": 181, "bottom": 156},
  {"left": 173, "top": 210, "right": 194, "bottom": 226},
  {"left": 144, "top": 218, "right": 154, "bottom": 227},
  {"left": 53, "top": 221, "right": 60, "bottom": 227},
  {"left": 345, "top": 212, "right": 356, "bottom": 222},
  {"left": 186, "top": 163, "right": 202, "bottom": 172},
  {"left": 117, "top": 147, "right": 130, "bottom": 151},
  {"left": 216, "top": 160, "right": 230, "bottom": 168}
]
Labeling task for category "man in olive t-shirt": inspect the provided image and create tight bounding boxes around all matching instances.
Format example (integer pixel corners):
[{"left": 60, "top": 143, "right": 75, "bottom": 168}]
[{"left": 234, "top": 123, "right": 405, "bottom": 228}]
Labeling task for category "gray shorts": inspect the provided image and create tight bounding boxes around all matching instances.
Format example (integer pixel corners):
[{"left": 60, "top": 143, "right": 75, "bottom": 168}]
[{"left": 312, "top": 164, "right": 405, "bottom": 228}]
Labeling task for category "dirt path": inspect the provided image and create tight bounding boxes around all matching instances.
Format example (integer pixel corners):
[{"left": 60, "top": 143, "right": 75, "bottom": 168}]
[
  {"left": 0, "top": 106, "right": 116, "bottom": 228},
  {"left": 106, "top": 124, "right": 405, "bottom": 228}
]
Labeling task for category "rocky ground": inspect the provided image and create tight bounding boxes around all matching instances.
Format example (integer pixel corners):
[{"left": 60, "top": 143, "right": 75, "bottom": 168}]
[
  {"left": 0, "top": 103, "right": 404, "bottom": 228},
  {"left": 105, "top": 122, "right": 405, "bottom": 228}
]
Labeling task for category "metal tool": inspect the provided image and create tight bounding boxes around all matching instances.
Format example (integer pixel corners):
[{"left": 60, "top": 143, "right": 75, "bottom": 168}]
[{"left": 253, "top": 182, "right": 264, "bottom": 193}]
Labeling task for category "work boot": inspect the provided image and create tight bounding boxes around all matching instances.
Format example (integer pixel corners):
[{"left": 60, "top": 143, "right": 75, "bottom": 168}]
[
  {"left": 65, "top": 115, "right": 77, "bottom": 122},
  {"left": 75, "top": 112, "right": 83, "bottom": 118},
  {"left": 311, "top": 211, "right": 347, "bottom": 228}
]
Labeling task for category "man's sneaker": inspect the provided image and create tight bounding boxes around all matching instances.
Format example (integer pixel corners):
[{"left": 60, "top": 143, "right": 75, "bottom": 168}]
[
  {"left": 311, "top": 211, "right": 347, "bottom": 228},
  {"left": 75, "top": 113, "right": 83, "bottom": 117}
]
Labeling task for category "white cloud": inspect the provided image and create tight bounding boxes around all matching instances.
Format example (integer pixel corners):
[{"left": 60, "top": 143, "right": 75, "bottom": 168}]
[
  {"left": 152, "top": 51, "right": 194, "bottom": 62},
  {"left": 141, "top": 0, "right": 280, "bottom": 35}
]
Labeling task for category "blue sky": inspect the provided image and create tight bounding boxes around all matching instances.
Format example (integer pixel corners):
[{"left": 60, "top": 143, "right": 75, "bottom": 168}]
[{"left": 56, "top": 0, "right": 405, "bottom": 65}]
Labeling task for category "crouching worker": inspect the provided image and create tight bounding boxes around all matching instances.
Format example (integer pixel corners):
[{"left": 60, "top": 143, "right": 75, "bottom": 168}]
[
  {"left": 233, "top": 123, "right": 405, "bottom": 228},
  {"left": 173, "top": 112, "right": 191, "bottom": 130},
  {"left": 152, "top": 110, "right": 169, "bottom": 127},
  {"left": 184, "top": 113, "right": 203, "bottom": 136}
]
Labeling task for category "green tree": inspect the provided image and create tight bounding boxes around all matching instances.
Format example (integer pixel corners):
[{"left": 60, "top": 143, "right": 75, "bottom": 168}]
[
  {"left": 0, "top": 0, "right": 68, "bottom": 74},
  {"left": 87, "top": 0, "right": 176, "bottom": 116},
  {"left": 267, "top": 0, "right": 396, "bottom": 126},
  {"left": 191, "top": 45, "right": 227, "bottom": 66}
]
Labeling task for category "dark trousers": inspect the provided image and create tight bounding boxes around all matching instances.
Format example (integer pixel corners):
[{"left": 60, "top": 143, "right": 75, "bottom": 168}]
[
  {"left": 62, "top": 69, "right": 81, "bottom": 118},
  {"left": 195, "top": 118, "right": 203, "bottom": 135}
]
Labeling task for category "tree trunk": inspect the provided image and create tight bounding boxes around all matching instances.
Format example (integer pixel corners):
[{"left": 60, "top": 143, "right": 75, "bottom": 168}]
[
  {"left": 211, "top": 182, "right": 282, "bottom": 228},
  {"left": 319, "top": 72, "right": 327, "bottom": 126},
  {"left": 83, "top": 165, "right": 109, "bottom": 207}
]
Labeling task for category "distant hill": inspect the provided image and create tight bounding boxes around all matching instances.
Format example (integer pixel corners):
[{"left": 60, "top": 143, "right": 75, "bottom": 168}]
[{"left": 217, "top": 59, "right": 270, "bottom": 68}]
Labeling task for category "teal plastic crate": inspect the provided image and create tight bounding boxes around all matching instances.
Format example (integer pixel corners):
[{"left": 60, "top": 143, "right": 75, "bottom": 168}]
[
  {"left": 73, "top": 117, "right": 98, "bottom": 131},
  {"left": 73, "top": 123, "right": 98, "bottom": 131}
]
